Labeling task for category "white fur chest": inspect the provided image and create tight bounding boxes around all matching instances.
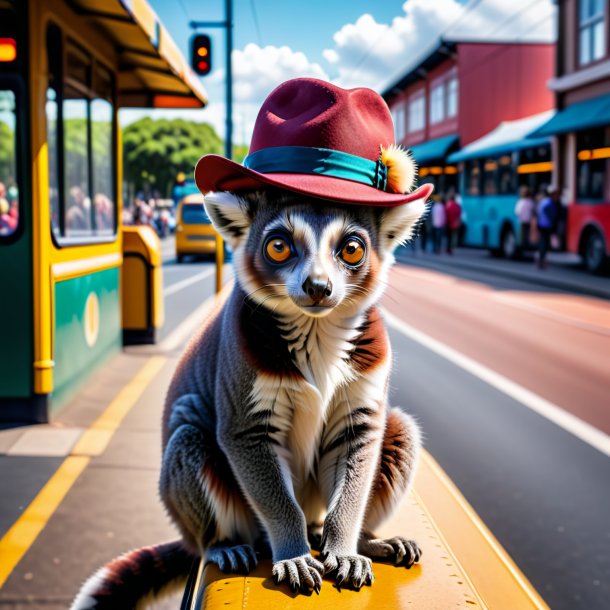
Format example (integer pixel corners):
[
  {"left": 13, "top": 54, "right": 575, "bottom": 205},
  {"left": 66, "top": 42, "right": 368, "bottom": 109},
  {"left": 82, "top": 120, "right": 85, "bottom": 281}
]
[{"left": 248, "top": 312, "right": 364, "bottom": 485}]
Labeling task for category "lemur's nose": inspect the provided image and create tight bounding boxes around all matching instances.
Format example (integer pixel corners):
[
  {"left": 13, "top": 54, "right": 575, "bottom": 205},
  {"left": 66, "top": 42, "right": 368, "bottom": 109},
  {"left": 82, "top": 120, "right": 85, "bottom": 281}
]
[{"left": 302, "top": 276, "right": 333, "bottom": 301}]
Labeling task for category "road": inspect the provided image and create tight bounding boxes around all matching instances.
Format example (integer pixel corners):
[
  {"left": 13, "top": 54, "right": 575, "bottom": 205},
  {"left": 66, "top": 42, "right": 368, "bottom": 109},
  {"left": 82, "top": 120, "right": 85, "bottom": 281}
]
[
  {"left": 1, "top": 236, "right": 608, "bottom": 609},
  {"left": 382, "top": 262, "right": 610, "bottom": 610}
]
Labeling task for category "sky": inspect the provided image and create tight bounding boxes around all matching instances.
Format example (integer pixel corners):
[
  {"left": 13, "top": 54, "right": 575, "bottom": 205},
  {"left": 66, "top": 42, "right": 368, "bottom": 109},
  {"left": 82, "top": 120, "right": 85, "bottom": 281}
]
[{"left": 120, "top": 0, "right": 556, "bottom": 145}]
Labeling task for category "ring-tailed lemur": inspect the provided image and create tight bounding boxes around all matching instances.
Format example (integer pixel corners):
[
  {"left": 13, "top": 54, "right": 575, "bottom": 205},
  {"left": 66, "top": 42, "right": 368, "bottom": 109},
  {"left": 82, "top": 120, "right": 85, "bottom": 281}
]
[{"left": 72, "top": 186, "right": 427, "bottom": 607}]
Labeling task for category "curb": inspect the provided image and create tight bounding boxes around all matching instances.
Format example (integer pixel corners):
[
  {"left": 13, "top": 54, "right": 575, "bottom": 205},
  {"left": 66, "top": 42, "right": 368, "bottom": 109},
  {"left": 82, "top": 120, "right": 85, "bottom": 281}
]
[{"left": 395, "top": 251, "right": 610, "bottom": 301}]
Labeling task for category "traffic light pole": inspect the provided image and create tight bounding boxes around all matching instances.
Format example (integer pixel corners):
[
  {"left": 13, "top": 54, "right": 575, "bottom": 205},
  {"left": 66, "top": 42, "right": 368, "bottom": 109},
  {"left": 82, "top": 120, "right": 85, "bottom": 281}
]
[{"left": 190, "top": 0, "right": 233, "bottom": 160}]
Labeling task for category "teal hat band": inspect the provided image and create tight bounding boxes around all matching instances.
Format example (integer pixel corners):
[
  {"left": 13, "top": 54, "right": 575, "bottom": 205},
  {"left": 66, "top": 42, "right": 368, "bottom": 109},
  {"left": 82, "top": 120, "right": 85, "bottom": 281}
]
[{"left": 243, "top": 146, "right": 389, "bottom": 192}]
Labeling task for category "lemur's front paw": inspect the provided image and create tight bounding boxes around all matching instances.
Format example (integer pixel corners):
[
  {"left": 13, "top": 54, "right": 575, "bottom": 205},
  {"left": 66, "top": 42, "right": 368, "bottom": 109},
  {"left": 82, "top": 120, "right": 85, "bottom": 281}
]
[
  {"left": 319, "top": 551, "right": 374, "bottom": 590},
  {"left": 359, "top": 536, "right": 422, "bottom": 568},
  {"left": 272, "top": 554, "right": 324, "bottom": 594},
  {"left": 205, "top": 542, "right": 258, "bottom": 574}
]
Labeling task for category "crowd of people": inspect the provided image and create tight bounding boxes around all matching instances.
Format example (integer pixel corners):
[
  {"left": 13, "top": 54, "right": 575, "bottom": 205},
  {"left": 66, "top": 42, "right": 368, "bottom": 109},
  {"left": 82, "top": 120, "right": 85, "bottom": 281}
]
[
  {"left": 409, "top": 184, "right": 564, "bottom": 270},
  {"left": 123, "top": 192, "right": 174, "bottom": 237},
  {"left": 412, "top": 188, "right": 463, "bottom": 255},
  {"left": 515, "top": 185, "right": 563, "bottom": 269}
]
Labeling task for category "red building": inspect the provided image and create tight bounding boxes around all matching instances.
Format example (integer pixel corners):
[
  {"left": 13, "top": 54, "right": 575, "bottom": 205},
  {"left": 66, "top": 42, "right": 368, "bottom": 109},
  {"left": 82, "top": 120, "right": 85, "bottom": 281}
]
[
  {"left": 530, "top": 0, "right": 610, "bottom": 272},
  {"left": 382, "top": 37, "right": 554, "bottom": 196}
]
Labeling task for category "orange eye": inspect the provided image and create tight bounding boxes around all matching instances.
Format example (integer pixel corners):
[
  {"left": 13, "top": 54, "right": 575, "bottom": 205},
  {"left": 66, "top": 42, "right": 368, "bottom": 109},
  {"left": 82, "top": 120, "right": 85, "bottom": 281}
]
[
  {"left": 340, "top": 238, "right": 365, "bottom": 266},
  {"left": 265, "top": 237, "right": 292, "bottom": 263}
]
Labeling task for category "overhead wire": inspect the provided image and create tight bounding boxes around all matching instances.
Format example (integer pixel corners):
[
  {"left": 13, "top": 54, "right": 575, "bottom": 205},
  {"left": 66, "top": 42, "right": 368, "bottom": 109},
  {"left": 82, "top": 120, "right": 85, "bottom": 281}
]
[{"left": 249, "top": 0, "right": 263, "bottom": 47}]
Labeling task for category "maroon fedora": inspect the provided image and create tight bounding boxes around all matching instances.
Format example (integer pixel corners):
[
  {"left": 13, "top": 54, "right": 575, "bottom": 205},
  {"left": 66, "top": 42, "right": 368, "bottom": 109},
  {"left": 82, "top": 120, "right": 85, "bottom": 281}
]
[{"left": 194, "top": 78, "right": 433, "bottom": 207}]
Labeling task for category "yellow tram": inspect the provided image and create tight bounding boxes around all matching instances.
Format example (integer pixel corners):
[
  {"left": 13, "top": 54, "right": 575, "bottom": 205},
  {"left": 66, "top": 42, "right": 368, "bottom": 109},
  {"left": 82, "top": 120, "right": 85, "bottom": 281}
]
[{"left": 0, "top": 0, "right": 207, "bottom": 422}]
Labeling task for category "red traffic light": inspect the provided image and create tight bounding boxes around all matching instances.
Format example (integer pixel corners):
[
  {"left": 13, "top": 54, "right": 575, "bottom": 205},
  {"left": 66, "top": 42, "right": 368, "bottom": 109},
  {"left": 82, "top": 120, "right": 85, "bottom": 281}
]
[{"left": 191, "top": 34, "right": 212, "bottom": 76}]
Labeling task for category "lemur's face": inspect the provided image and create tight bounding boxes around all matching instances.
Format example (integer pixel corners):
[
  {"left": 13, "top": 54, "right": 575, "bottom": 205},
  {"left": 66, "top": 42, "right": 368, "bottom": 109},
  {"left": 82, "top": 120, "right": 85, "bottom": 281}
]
[{"left": 204, "top": 188, "right": 427, "bottom": 318}]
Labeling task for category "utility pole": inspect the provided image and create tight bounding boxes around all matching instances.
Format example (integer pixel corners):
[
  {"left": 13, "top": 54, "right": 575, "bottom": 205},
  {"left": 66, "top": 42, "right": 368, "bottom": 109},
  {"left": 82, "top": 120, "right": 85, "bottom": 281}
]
[{"left": 190, "top": 0, "right": 233, "bottom": 159}]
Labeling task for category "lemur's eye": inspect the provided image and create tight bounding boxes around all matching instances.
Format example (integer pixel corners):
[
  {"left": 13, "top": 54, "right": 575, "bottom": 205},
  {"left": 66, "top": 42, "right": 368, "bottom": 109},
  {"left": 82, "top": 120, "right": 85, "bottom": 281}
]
[
  {"left": 339, "top": 237, "right": 366, "bottom": 266},
  {"left": 264, "top": 236, "right": 293, "bottom": 264}
]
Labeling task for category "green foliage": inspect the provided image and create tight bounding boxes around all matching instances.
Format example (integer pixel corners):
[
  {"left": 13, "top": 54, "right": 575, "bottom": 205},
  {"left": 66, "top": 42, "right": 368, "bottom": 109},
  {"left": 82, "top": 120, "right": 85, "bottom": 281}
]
[{"left": 123, "top": 118, "right": 226, "bottom": 197}]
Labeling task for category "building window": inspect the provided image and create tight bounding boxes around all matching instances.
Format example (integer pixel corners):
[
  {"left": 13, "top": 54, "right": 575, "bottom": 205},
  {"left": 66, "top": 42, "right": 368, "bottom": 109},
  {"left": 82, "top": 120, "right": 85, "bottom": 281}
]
[
  {"left": 447, "top": 76, "right": 459, "bottom": 118},
  {"left": 391, "top": 101, "right": 406, "bottom": 142},
  {"left": 408, "top": 93, "right": 425, "bottom": 133},
  {"left": 430, "top": 82, "right": 445, "bottom": 124},
  {"left": 579, "top": 0, "right": 606, "bottom": 65}
]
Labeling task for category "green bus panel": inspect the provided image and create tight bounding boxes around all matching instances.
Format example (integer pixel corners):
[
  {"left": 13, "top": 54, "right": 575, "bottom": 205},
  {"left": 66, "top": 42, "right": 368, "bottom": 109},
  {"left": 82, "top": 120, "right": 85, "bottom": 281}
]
[
  {"left": 0, "top": 235, "right": 33, "bottom": 398},
  {"left": 52, "top": 266, "right": 121, "bottom": 411}
]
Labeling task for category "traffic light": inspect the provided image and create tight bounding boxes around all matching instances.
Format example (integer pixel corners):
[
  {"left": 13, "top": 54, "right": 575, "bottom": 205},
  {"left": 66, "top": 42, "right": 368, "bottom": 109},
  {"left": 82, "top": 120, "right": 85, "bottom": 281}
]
[{"left": 191, "top": 34, "right": 212, "bottom": 76}]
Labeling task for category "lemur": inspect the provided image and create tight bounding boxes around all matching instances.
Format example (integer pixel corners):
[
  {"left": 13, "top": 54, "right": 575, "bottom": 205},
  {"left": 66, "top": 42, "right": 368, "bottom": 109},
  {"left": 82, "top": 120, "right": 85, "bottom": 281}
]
[{"left": 72, "top": 184, "right": 428, "bottom": 608}]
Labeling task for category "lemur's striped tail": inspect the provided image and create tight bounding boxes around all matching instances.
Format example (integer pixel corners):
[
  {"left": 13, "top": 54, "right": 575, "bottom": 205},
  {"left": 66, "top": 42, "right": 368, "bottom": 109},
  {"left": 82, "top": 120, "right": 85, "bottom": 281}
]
[{"left": 71, "top": 540, "right": 196, "bottom": 609}]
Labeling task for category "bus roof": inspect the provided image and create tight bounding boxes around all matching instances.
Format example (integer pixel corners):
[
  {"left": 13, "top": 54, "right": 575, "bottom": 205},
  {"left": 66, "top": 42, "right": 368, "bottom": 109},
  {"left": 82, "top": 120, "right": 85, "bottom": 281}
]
[{"left": 69, "top": 0, "right": 207, "bottom": 109}]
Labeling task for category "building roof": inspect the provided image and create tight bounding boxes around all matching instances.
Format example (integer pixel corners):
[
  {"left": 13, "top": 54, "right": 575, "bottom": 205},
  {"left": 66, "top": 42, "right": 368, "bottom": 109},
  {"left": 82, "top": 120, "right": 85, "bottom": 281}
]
[
  {"left": 529, "top": 93, "right": 610, "bottom": 137},
  {"left": 448, "top": 110, "right": 554, "bottom": 163},
  {"left": 408, "top": 134, "right": 459, "bottom": 165},
  {"left": 380, "top": 37, "right": 553, "bottom": 105},
  {"left": 68, "top": 0, "right": 208, "bottom": 108}
]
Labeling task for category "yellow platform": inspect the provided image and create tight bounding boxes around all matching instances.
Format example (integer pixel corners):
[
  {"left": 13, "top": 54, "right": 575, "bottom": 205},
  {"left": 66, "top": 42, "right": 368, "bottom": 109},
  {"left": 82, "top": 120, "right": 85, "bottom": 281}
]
[{"left": 194, "top": 451, "right": 548, "bottom": 610}]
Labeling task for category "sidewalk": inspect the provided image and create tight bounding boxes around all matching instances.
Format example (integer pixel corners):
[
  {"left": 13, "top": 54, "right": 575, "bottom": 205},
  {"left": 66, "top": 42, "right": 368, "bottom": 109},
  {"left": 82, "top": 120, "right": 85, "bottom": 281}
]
[
  {"left": 0, "top": 351, "right": 183, "bottom": 610},
  {"left": 396, "top": 246, "right": 610, "bottom": 301}
]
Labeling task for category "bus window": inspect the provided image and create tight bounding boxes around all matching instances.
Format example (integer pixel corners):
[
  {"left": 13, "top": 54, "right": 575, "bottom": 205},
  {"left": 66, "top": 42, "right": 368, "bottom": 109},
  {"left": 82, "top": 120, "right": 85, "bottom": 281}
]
[
  {"left": 47, "top": 26, "right": 117, "bottom": 244},
  {"left": 483, "top": 158, "right": 498, "bottom": 196},
  {"left": 465, "top": 160, "right": 481, "bottom": 195},
  {"left": 47, "top": 88, "right": 60, "bottom": 236},
  {"left": 518, "top": 145, "right": 552, "bottom": 198},
  {"left": 64, "top": 90, "right": 92, "bottom": 237},
  {"left": 91, "top": 65, "right": 115, "bottom": 235},
  {"left": 0, "top": 89, "right": 18, "bottom": 237},
  {"left": 497, "top": 155, "right": 515, "bottom": 195},
  {"left": 576, "top": 129, "right": 608, "bottom": 202}
]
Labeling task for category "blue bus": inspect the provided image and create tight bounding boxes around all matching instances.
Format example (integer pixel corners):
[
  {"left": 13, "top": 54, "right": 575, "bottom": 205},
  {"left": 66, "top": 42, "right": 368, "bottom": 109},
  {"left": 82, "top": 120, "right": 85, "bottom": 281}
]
[{"left": 452, "top": 144, "right": 552, "bottom": 258}]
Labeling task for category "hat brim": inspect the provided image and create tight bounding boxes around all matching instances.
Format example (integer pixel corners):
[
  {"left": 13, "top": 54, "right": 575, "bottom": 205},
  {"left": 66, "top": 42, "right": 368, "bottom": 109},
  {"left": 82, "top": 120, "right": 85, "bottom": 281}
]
[{"left": 195, "top": 155, "right": 434, "bottom": 207}]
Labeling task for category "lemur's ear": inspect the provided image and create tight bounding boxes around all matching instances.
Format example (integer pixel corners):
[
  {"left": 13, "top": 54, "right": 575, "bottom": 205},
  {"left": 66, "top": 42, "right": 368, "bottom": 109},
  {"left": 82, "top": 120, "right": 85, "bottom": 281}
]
[
  {"left": 204, "top": 192, "right": 253, "bottom": 249},
  {"left": 378, "top": 195, "right": 429, "bottom": 252}
]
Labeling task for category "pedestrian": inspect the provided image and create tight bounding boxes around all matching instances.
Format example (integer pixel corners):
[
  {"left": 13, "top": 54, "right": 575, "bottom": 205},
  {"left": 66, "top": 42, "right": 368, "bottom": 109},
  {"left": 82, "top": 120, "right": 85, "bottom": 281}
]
[
  {"left": 535, "top": 187, "right": 561, "bottom": 269},
  {"left": 515, "top": 185, "right": 535, "bottom": 251},
  {"left": 444, "top": 189, "right": 462, "bottom": 255},
  {"left": 431, "top": 194, "right": 446, "bottom": 254}
]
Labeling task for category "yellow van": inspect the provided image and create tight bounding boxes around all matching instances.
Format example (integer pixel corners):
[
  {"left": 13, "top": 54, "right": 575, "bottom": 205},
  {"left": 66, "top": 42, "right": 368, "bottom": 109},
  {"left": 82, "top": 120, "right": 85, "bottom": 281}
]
[{"left": 175, "top": 194, "right": 218, "bottom": 263}]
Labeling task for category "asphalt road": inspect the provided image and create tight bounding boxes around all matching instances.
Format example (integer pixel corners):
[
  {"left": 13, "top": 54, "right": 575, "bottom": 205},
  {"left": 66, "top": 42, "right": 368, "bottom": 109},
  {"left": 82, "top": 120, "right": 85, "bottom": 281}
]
[{"left": 382, "top": 261, "right": 610, "bottom": 610}]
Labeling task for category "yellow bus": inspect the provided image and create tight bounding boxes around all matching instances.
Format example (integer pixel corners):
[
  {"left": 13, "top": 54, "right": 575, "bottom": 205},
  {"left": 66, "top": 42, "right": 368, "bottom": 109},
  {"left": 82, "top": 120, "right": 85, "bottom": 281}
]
[{"left": 0, "top": 0, "right": 207, "bottom": 422}]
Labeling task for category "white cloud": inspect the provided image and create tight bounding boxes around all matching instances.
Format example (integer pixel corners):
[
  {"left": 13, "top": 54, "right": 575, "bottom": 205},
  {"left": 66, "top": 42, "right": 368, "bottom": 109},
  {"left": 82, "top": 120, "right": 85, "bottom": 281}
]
[
  {"left": 212, "top": 43, "right": 329, "bottom": 105},
  {"left": 121, "top": 0, "right": 556, "bottom": 146},
  {"left": 323, "top": 0, "right": 556, "bottom": 91}
]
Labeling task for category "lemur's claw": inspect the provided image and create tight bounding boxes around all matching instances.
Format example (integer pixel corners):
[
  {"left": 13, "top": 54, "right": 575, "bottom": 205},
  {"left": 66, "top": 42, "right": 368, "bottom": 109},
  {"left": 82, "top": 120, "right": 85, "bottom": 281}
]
[
  {"left": 206, "top": 543, "right": 258, "bottom": 575},
  {"left": 358, "top": 536, "right": 422, "bottom": 569},
  {"left": 321, "top": 551, "right": 374, "bottom": 590},
  {"left": 272, "top": 554, "right": 324, "bottom": 595}
]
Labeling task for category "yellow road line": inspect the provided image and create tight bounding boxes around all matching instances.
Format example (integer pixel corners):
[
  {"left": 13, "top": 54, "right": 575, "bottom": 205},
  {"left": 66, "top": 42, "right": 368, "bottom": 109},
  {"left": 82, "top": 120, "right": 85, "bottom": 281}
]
[
  {"left": 72, "top": 356, "right": 166, "bottom": 456},
  {"left": 0, "top": 355, "right": 167, "bottom": 588}
]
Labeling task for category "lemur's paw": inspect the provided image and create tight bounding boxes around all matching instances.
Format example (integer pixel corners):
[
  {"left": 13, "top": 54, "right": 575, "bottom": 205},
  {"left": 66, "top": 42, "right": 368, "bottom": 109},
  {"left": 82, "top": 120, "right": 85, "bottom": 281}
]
[
  {"left": 319, "top": 552, "right": 374, "bottom": 590},
  {"left": 205, "top": 542, "right": 258, "bottom": 574},
  {"left": 272, "top": 554, "right": 324, "bottom": 594},
  {"left": 359, "top": 536, "right": 422, "bottom": 568}
]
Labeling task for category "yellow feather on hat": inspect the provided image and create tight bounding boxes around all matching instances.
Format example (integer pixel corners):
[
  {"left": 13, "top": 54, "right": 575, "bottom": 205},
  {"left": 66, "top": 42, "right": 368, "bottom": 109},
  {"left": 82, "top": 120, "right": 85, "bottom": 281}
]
[{"left": 380, "top": 144, "right": 418, "bottom": 194}]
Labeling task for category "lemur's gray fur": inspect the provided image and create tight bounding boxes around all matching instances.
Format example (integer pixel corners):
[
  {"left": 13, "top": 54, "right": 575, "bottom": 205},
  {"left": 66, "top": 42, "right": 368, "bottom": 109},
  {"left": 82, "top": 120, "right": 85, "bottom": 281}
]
[{"left": 72, "top": 187, "right": 427, "bottom": 607}]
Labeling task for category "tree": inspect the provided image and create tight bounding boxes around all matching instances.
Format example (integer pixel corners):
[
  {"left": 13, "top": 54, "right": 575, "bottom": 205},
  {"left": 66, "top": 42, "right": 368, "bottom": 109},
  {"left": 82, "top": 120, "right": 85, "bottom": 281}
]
[{"left": 123, "top": 118, "right": 225, "bottom": 198}]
